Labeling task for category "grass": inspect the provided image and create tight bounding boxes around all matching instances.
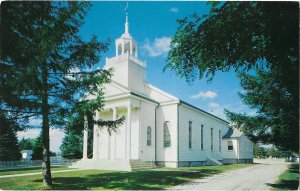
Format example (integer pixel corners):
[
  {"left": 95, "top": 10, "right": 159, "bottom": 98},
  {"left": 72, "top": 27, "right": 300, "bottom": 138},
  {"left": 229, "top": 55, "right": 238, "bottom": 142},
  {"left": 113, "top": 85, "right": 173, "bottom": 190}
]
[
  {"left": 269, "top": 163, "right": 299, "bottom": 191},
  {"left": 0, "top": 166, "right": 74, "bottom": 176},
  {"left": 0, "top": 164, "right": 253, "bottom": 190}
]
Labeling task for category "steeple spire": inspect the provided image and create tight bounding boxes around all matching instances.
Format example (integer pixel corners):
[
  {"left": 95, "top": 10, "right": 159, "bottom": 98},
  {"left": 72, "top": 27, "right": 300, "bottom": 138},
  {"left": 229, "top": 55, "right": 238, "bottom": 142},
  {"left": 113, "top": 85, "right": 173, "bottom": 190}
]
[{"left": 125, "top": 13, "right": 129, "bottom": 34}]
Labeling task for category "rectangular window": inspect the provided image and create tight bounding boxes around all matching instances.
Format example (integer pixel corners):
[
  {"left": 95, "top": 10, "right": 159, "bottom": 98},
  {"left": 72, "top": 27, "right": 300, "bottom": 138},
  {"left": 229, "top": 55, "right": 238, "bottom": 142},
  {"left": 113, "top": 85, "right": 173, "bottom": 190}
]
[
  {"left": 164, "top": 122, "right": 171, "bottom": 147},
  {"left": 188, "top": 121, "right": 192, "bottom": 148},
  {"left": 219, "top": 130, "right": 221, "bottom": 152},
  {"left": 147, "top": 126, "right": 151, "bottom": 146},
  {"left": 201, "top": 125, "right": 204, "bottom": 150},
  {"left": 211, "top": 128, "right": 213, "bottom": 151},
  {"left": 228, "top": 141, "right": 233, "bottom": 150}
]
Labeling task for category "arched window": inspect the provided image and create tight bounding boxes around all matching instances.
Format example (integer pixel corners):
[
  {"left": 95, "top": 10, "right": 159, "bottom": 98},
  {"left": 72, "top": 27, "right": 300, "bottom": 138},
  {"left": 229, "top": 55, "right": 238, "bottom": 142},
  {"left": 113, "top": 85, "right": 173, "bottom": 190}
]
[
  {"left": 147, "top": 126, "right": 151, "bottom": 146},
  {"left": 164, "top": 121, "right": 171, "bottom": 147}
]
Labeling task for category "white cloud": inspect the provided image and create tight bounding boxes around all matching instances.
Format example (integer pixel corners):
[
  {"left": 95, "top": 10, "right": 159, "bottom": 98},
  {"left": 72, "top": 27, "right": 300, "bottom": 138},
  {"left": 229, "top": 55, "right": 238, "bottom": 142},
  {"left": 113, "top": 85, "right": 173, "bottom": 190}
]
[
  {"left": 142, "top": 37, "right": 171, "bottom": 57},
  {"left": 208, "top": 102, "right": 220, "bottom": 108},
  {"left": 190, "top": 91, "right": 217, "bottom": 100},
  {"left": 17, "top": 128, "right": 65, "bottom": 153},
  {"left": 170, "top": 7, "right": 178, "bottom": 13}
]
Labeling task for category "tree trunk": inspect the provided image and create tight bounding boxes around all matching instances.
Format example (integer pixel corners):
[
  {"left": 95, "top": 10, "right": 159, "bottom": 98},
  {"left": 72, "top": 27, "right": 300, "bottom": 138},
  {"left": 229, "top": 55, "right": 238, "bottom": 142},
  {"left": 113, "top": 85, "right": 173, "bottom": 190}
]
[{"left": 41, "top": 62, "right": 52, "bottom": 186}]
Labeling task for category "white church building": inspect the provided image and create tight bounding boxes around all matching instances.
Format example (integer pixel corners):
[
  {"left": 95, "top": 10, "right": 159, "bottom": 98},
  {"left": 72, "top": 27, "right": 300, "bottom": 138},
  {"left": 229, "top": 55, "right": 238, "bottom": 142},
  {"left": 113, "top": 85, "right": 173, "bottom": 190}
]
[{"left": 72, "top": 16, "right": 253, "bottom": 171}]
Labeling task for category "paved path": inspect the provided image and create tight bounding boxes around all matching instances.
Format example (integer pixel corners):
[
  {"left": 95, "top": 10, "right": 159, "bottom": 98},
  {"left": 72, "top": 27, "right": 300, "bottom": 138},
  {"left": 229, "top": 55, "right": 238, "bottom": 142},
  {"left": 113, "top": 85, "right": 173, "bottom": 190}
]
[
  {"left": 0, "top": 169, "right": 83, "bottom": 179},
  {"left": 169, "top": 159, "right": 289, "bottom": 191}
]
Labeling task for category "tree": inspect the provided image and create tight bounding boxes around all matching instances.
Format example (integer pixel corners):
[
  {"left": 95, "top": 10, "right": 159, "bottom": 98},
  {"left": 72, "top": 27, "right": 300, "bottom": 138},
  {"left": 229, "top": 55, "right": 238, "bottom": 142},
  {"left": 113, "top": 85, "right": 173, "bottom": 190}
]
[
  {"left": 0, "top": 112, "right": 21, "bottom": 161},
  {"left": 19, "top": 138, "right": 35, "bottom": 150},
  {"left": 31, "top": 133, "right": 43, "bottom": 160},
  {"left": 1, "top": 2, "right": 124, "bottom": 186},
  {"left": 166, "top": 2, "right": 298, "bottom": 152},
  {"left": 253, "top": 144, "right": 267, "bottom": 158},
  {"left": 60, "top": 125, "right": 83, "bottom": 159}
]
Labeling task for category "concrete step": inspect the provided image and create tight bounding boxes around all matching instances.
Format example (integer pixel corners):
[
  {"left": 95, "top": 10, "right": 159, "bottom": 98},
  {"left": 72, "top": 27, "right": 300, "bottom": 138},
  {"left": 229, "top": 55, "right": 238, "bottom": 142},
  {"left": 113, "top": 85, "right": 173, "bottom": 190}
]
[{"left": 130, "top": 160, "right": 157, "bottom": 171}]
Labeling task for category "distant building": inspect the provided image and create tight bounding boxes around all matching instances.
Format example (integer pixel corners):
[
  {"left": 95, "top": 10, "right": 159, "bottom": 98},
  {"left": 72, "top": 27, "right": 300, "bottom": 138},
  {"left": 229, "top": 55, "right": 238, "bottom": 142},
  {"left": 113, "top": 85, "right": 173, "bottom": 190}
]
[
  {"left": 72, "top": 15, "right": 253, "bottom": 171},
  {"left": 21, "top": 150, "right": 32, "bottom": 160}
]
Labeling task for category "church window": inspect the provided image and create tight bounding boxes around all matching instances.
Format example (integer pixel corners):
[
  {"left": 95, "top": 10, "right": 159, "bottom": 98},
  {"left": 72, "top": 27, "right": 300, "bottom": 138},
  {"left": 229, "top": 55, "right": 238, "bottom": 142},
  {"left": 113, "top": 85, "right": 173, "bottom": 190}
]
[
  {"left": 188, "top": 121, "right": 192, "bottom": 148},
  {"left": 228, "top": 141, "right": 233, "bottom": 150},
  {"left": 163, "top": 121, "right": 171, "bottom": 147},
  {"left": 219, "top": 130, "right": 221, "bottom": 152},
  {"left": 201, "top": 125, "right": 204, "bottom": 150},
  {"left": 147, "top": 126, "right": 151, "bottom": 146},
  {"left": 211, "top": 128, "right": 213, "bottom": 150}
]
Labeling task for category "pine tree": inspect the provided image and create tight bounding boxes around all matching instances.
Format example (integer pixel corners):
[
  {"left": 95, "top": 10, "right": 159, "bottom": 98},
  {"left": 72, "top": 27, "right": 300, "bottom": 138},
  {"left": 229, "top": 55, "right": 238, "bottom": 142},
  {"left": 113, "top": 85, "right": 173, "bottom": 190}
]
[
  {"left": 18, "top": 138, "right": 35, "bottom": 150},
  {"left": 1, "top": 2, "right": 123, "bottom": 186},
  {"left": 31, "top": 133, "right": 44, "bottom": 160},
  {"left": 0, "top": 112, "right": 21, "bottom": 161},
  {"left": 60, "top": 128, "right": 83, "bottom": 159}
]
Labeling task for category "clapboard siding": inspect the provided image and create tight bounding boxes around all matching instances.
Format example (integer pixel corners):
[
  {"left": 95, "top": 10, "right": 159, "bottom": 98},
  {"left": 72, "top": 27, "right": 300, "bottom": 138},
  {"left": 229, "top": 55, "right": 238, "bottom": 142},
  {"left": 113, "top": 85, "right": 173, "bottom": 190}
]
[{"left": 178, "top": 104, "right": 230, "bottom": 162}]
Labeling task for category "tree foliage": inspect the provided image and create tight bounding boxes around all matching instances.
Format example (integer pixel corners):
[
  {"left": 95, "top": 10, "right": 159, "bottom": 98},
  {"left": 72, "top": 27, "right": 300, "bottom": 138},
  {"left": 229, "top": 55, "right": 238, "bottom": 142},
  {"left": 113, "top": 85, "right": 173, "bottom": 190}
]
[
  {"left": 166, "top": 2, "right": 299, "bottom": 152},
  {"left": 0, "top": 1, "right": 124, "bottom": 186},
  {"left": 31, "top": 133, "right": 44, "bottom": 160},
  {"left": 18, "top": 138, "right": 35, "bottom": 150},
  {"left": 0, "top": 112, "right": 21, "bottom": 161}
]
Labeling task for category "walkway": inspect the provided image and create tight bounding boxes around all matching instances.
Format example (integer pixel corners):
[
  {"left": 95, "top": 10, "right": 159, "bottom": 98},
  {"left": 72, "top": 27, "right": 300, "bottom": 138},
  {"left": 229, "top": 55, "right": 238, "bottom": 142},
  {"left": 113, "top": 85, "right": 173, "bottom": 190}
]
[
  {"left": 169, "top": 159, "right": 289, "bottom": 191},
  {"left": 0, "top": 169, "right": 84, "bottom": 179}
]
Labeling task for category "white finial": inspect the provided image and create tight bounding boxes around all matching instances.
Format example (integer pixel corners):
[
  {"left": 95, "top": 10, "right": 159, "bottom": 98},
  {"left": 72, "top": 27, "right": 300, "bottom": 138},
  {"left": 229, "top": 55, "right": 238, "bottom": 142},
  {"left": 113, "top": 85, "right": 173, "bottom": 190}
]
[
  {"left": 125, "top": 13, "right": 129, "bottom": 34},
  {"left": 124, "top": 3, "right": 129, "bottom": 34}
]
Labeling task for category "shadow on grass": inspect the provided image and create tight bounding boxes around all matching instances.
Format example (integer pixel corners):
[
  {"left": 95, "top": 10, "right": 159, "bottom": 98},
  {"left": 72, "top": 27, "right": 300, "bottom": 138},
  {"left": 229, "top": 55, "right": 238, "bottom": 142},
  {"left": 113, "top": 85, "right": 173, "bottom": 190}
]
[
  {"left": 267, "top": 163, "right": 299, "bottom": 191},
  {"left": 33, "top": 169, "right": 221, "bottom": 190}
]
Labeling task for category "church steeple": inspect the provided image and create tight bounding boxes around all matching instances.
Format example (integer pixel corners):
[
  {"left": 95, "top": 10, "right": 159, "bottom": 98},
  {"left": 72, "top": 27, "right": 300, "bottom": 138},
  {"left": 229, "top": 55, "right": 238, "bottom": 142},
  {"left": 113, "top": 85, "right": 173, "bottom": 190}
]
[
  {"left": 125, "top": 14, "right": 129, "bottom": 34},
  {"left": 115, "top": 14, "right": 138, "bottom": 58}
]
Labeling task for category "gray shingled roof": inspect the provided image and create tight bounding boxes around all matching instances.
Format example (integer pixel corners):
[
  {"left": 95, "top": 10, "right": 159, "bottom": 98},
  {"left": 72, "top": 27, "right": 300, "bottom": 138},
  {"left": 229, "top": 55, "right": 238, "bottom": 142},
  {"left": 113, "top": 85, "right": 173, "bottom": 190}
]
[{"left": 222, "top": 128, "right": 243, "bottom": 138}]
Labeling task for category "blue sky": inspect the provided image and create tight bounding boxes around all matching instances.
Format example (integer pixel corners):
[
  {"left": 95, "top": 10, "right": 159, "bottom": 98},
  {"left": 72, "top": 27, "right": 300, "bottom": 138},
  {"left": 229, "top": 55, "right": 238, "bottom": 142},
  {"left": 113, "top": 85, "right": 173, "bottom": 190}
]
[
  {"left": 81, "top": 1, "right": 256, "bottom": 119},
  {"left": 18, "top": 2, "right": 256, "bottom": 152}
]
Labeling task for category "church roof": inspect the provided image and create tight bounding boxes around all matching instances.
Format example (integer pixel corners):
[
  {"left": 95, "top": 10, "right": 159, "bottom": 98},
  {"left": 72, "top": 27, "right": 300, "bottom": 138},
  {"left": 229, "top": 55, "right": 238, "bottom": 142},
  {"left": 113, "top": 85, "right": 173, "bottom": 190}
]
[
  {"left": 179, "top": 100, "right": 229, "bottom": 124},
  {"left": 222, "top": 128, "right": 243, "bottom": 138}
]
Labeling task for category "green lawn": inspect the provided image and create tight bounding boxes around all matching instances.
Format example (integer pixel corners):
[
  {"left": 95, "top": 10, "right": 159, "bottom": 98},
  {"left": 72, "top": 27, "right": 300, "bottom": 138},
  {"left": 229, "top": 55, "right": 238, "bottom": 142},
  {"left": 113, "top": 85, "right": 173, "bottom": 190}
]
[
  {"left": 270, "top": 163, "right": 299, "bottom": 191},
  {"left": 0, "top": 166, "right": 74, "bottom": 176},
  {"left": 0, "top": 164, "right": 253, "bottom": 190}
]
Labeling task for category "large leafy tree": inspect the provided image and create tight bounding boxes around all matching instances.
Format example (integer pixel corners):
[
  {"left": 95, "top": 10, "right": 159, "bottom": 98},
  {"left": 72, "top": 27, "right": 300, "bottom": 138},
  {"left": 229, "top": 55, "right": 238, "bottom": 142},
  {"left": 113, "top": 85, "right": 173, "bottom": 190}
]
[
  {"left": 1, "top": 2, "right": 123, "bottom": 186},
  {"left": 166, "top": 2, "right": 298, "bottom": 152}
]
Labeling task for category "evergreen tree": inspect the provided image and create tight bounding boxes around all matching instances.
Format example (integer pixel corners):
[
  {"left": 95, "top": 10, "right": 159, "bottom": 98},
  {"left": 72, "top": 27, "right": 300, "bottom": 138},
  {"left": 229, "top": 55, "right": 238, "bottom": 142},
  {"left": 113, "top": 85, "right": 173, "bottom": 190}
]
[
  {"left": 60, "top": 128, "right": 83, "bottom": 159},
  {"left": 0, "top": 112, "right": 21, "bottom": 161},
  {"left": 18, "top": 138, "right": 35, "bottom": 150},
  {"left": 1, "top": 2, "right": 124, "bottom": 186},
  {"left": 31, "top": 133, "right": 43, "bottom": 160},
  {"left": 166, "top": 2, "right": 298, "bottom": 152}
]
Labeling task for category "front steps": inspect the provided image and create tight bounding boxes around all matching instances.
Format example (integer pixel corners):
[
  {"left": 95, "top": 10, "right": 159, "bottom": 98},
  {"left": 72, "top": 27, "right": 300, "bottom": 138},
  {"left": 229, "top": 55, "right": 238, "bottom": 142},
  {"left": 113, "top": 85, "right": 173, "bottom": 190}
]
[{"left": 130, "top": 160, "right": 157, "bottom": 171}]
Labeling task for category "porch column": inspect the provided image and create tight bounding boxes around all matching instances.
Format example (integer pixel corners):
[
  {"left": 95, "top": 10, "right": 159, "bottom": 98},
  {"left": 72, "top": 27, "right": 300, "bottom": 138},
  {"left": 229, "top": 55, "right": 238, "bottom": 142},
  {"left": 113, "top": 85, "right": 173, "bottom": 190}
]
[
  {"left": 122, "top": 42, "right": 125, "bottom": 54},
  {"left": 126, "top": 105, "right": 131, "bottom": 160},
  {"left": 130, "top": 41, "right": 133, "bottom": 55},
  {"left": 112, "top": 108, "right": 117, "bottom": 159},
  {"left": 93, "top": 111, "right": 99, "bottom": 159},
  {"left": 83, "top": 115, "right": 88, "bottom": 159}
]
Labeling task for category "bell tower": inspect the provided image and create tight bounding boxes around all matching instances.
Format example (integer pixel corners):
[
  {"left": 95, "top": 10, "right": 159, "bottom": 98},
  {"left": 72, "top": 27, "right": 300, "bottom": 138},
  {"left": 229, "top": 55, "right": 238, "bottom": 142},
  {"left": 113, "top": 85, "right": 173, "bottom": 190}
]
[
  {"left": 115, "top": 14, "right": 138, "bottom": 58},
  {"left": 104, "top": 14, "right": 146, "bottom": 93}
]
